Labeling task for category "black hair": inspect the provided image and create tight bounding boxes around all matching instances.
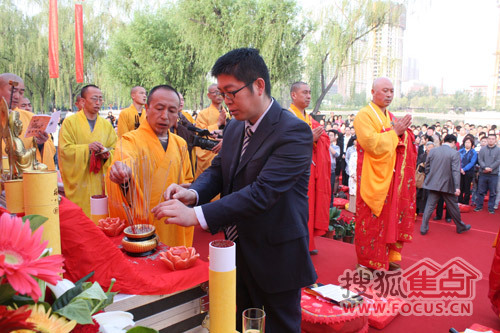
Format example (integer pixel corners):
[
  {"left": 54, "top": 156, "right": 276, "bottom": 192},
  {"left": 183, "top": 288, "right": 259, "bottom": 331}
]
[
  {"left": 462, "top": 135, "right": 475, "bottom": 147},
  {"left": 211, "top": 48, "right": 271, "bottom": 97},
  {"left": 80, "top": 84, "right": 100, "bottom": 99},
  {"left": 147, "top": 84, "right": 180, "bottom": 105},
  {"left": 443, "top": 134, "right": 457, "bottom": 144},
  {"left": 346, "top": 135, "right": 357, "bottom": 149},
  {"left": 424, "top": 134, "right": 434, "bottom": 142}
]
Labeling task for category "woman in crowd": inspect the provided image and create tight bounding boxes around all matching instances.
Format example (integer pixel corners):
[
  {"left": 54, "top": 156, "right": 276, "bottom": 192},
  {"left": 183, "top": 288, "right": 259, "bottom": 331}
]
[
  {"left": 344, "top": 136, "right": 357, "bottom": 181},
  {"left": 458, "top": 136, "right": 478, "bottom": 205}
]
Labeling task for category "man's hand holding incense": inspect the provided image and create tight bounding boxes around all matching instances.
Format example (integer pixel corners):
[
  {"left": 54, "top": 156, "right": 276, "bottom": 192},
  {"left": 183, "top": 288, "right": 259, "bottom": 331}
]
[
  {"left": 163, "top": 183, "right": 197, "bottom": 205},
  {"left": 151, "top": 199, "right": 199, "bottom": 227},
  {"left": 109, "top": 161, "right": 132, "bottom": 185}
]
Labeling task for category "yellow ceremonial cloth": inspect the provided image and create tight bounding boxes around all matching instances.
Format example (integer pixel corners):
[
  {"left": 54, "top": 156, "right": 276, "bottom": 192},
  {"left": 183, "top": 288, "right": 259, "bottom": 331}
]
[
  {"left": 3, "top": 108, "right": 57, "bottom": 170},
  {"left": 194, "top": 104, "right": 221, "bottom": 179},
  {"left": 106, "top": 120, "right": 194, "bottom": 247},
  {"left": 181, "top": 110, "right": 195, "bottom": 124},
  {"left": 353, "top": 102, "right": 398, "bottom": 216},
  {"left": 59, "top": 111, "right": 117, "bottom": 217},
  {"left": 289, "top": 103, "right": 312, "bottom": 128},
  {"left": 117, "top": 104, "right": 147, "bottom": 138}
]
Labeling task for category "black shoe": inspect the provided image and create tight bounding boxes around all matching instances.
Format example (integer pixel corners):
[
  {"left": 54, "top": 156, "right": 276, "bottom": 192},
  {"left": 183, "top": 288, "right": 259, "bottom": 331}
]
[
  {"left": 309, "top": 249, "right": 319, "bottom": 255},
  {"left": 457, "top": 224, "right": 471, "bottom": 234},
  {"left": 489, "top": 209, "right": 495, "bottom": 214},
  {"left": 474, "top": 207, "right": 482, "bottom": 212},
  {"left": 433, "top": 216, "right": 442, "bottom": 221},
  {"left": 420, "top": 230, "right": 428, "bottom": 235},
  {"left": 445, "top": 218, "right": 452, "bottom": 223}
]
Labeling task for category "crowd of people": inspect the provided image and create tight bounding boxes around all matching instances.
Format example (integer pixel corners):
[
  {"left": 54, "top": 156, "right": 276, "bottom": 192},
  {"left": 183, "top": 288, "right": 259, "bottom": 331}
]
[{"left": 320, "top": 113, "right": 500, "bottom": 216}]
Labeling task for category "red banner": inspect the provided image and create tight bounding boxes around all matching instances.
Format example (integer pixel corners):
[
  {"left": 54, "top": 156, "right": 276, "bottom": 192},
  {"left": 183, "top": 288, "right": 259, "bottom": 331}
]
[
  {"left": 75, "top": 2, "right": 84, "bottom": 83},
  {"left": 48, "top": 0, "right": 59, "bottom": 78}
]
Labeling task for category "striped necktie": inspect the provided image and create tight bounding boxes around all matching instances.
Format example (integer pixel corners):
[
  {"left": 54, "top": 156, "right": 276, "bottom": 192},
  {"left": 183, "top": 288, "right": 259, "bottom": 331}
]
[
  {"left": 240, "top": 125, "right": 253, "bottom": 161},
  {"left": 226, "top": 125, "right": 254, "bottom": 242}
]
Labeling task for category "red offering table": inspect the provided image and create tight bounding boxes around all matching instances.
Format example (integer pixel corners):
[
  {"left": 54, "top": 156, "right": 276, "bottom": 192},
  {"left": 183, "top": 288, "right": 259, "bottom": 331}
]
[{"left": 59, "top": 197, "right": 208, "bottom": 295}]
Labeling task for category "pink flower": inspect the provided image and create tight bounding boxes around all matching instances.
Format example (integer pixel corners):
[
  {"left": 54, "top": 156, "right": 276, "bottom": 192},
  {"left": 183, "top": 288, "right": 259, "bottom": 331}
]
[{"left": 0, "top": 213, "right": 64, "bottom": 301}]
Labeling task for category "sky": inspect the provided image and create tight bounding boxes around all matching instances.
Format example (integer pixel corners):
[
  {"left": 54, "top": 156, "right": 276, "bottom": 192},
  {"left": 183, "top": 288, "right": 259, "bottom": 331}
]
[
  {"left": 299, "top": 0, "right": 499, "bottom": 93},
  {"left": 404, "top": 0, "right": 499, "bottom": 92}
]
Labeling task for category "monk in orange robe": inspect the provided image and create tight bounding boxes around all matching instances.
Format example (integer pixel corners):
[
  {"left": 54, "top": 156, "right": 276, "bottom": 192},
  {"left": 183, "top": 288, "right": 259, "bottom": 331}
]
[
  {"left": 194, "top": 84, "right": 227, "bottom": 179},
  {"left": 353, "top": 77, "right": 416, "bottom": 271},
  {"left": 117, "top": 86, "right": 147, "bottom": 138},
  {"left": 107, "top": 85, "right": 194, "bottom": 247},
  {"left": 289, "top": 81, "right": 331, "bottom": 255}
]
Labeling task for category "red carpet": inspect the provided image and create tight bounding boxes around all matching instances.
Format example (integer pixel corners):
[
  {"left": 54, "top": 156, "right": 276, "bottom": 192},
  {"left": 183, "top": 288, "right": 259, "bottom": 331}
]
[{"left": 192, "top": 209, "right": 500, "bottom": 332}]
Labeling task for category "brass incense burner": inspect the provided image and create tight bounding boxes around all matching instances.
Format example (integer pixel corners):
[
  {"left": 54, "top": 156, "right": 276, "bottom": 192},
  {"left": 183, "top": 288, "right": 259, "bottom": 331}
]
[{"left": 121, "top": 224, "right": 158, "bottom": 257}]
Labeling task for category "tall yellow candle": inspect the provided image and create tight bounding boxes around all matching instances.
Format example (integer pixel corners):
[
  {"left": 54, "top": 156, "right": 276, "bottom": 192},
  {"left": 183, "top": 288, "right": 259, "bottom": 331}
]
[
  {"left": 209, "top": 240, "right": 236, "bottom": 333},
  {"left": 23, "top": 171, "right": 61, "bottom": 255}
]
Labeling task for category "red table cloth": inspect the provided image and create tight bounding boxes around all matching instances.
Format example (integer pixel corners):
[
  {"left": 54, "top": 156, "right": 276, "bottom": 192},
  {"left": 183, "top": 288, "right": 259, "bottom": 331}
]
[{"left": 59, "top": 197, "right": 208, "bottom": 295}]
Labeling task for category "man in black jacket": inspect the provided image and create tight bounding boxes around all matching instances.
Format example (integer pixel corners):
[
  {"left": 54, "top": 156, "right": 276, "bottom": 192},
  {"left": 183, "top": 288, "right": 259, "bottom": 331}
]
[{"left": 475, "top": 133, "right": 500, "bottom": 213}]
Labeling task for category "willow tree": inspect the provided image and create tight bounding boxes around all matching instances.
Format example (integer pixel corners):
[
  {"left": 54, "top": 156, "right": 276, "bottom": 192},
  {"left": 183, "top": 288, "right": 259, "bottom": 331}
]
[
  {"left": 305, "top": 0, "right": 395, "bottom": 114},
  {"left": 103, "top": 7, "right": 205, "bottom": 110},
  {"left": 173, "top": 0, "right": 312, "bottom": 108}
]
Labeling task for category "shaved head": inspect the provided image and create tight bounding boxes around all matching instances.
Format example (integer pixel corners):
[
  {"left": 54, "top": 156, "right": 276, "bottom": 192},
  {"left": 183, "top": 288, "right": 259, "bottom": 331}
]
[
  {"left": 0, "top": 73, "right": 25, "bottom": 109},
  {"left": 131, "top": 86, "right": 147, "bottom": 106},
  {"left": 290, "top": 81, "right": 308, "bottom": 94},
  {"left": 371, "top": 77, "right": 394, "bottom": 111},
  {"left": 372, "top": 77, "right": 392, "bottom": 90},
  {"left": 0, "top": 73, "right": 23, "bottom": 88}
]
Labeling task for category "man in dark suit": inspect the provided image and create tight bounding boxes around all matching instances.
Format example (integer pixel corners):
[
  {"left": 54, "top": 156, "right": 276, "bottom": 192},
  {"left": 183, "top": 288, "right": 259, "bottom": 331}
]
[
  {"left": 420, "top": 134, "right": 471, "bottom": 235},
  {"left": 152, "top": 48, "right": 317, "bottom": 332}
]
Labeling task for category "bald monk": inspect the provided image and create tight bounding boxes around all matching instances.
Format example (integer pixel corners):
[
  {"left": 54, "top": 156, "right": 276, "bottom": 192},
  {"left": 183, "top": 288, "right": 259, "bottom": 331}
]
[
  {"left": 107, "top": 85, "right": 194, "bottom": 247},
  {"left": 117, "top": 86, "right": 147, "bottom": 138},
  {"left": 194, "top": 84, "right": 227, "bottom": 178},
  {"left": 289, "top": 81, "right": 331, "bottom": 255},
  {"left": 353, "top": 77, "right": 416, "bottom": 272},
  {"left": 59, "top": 84, "right": 117, "bottom": 217},
  {"left": 0, "top": 74, "right": 56, "bottom": 170}
]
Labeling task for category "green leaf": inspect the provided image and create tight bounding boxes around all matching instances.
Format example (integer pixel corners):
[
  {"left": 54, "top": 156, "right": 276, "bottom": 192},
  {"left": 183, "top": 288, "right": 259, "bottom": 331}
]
[
  {"left": 77, "top": 282, "right": 107, "bottom": 302},
  {"left": 127, "top": 327, "right": 159, "bottom": 333},
  {"left": 0, "top": 284, "right": 17, "bottom": 305},
  {"left": 10, "top": 295, "right": 37, "bottom": 307},
  {"left": 23, "top": 214, "right": 48, "bottom": 232},
  {"left": 55, "top": 298, "right": 94, "bottom": 324},
  {"left": 51, "top": 272, "right": 94, "bottom": 312}
]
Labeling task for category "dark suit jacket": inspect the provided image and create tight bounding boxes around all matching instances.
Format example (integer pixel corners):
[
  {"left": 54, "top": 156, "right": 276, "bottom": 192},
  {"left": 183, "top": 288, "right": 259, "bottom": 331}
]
[
  {"left": 191, "top": 100, "right": 317, "bottom": 294},
  {"left": 423, "top": 144, "right": 460, "bottom": 194}
]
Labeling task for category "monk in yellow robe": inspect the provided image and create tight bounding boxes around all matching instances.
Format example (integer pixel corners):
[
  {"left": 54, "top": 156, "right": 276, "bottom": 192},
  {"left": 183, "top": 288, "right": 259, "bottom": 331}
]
[
  {"left": 117, "top": 86, "right": 147, "bottom": 138},
  {"left": 289, "top": 81, "right": 331, "bottom": 255},
  {"left": 107, "top": 85, "right": 194, "bottom": 247},
  {"left": 0, "top": 75, "right": 56, "bottom": 170},
  {"left": 15, "top": 97, "right": 56, "bottom": 170},
  {"left": 59, "top": 85, "right": 117, "bottom": 218},
  {"left": 194, "top": 84, "right": 227, "bottom": 178},
  {"left": 353, "top": 77, "right": 416, "bottom": 272}
]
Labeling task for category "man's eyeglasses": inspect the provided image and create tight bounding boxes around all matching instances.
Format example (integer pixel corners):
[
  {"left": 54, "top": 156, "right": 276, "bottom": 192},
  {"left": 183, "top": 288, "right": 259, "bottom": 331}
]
[
  {"left": 89, "top": 96, "right": 104, "bottom": 103},
  {"left": 220, "top": 81, "right": 255, "bottom": 101}
]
